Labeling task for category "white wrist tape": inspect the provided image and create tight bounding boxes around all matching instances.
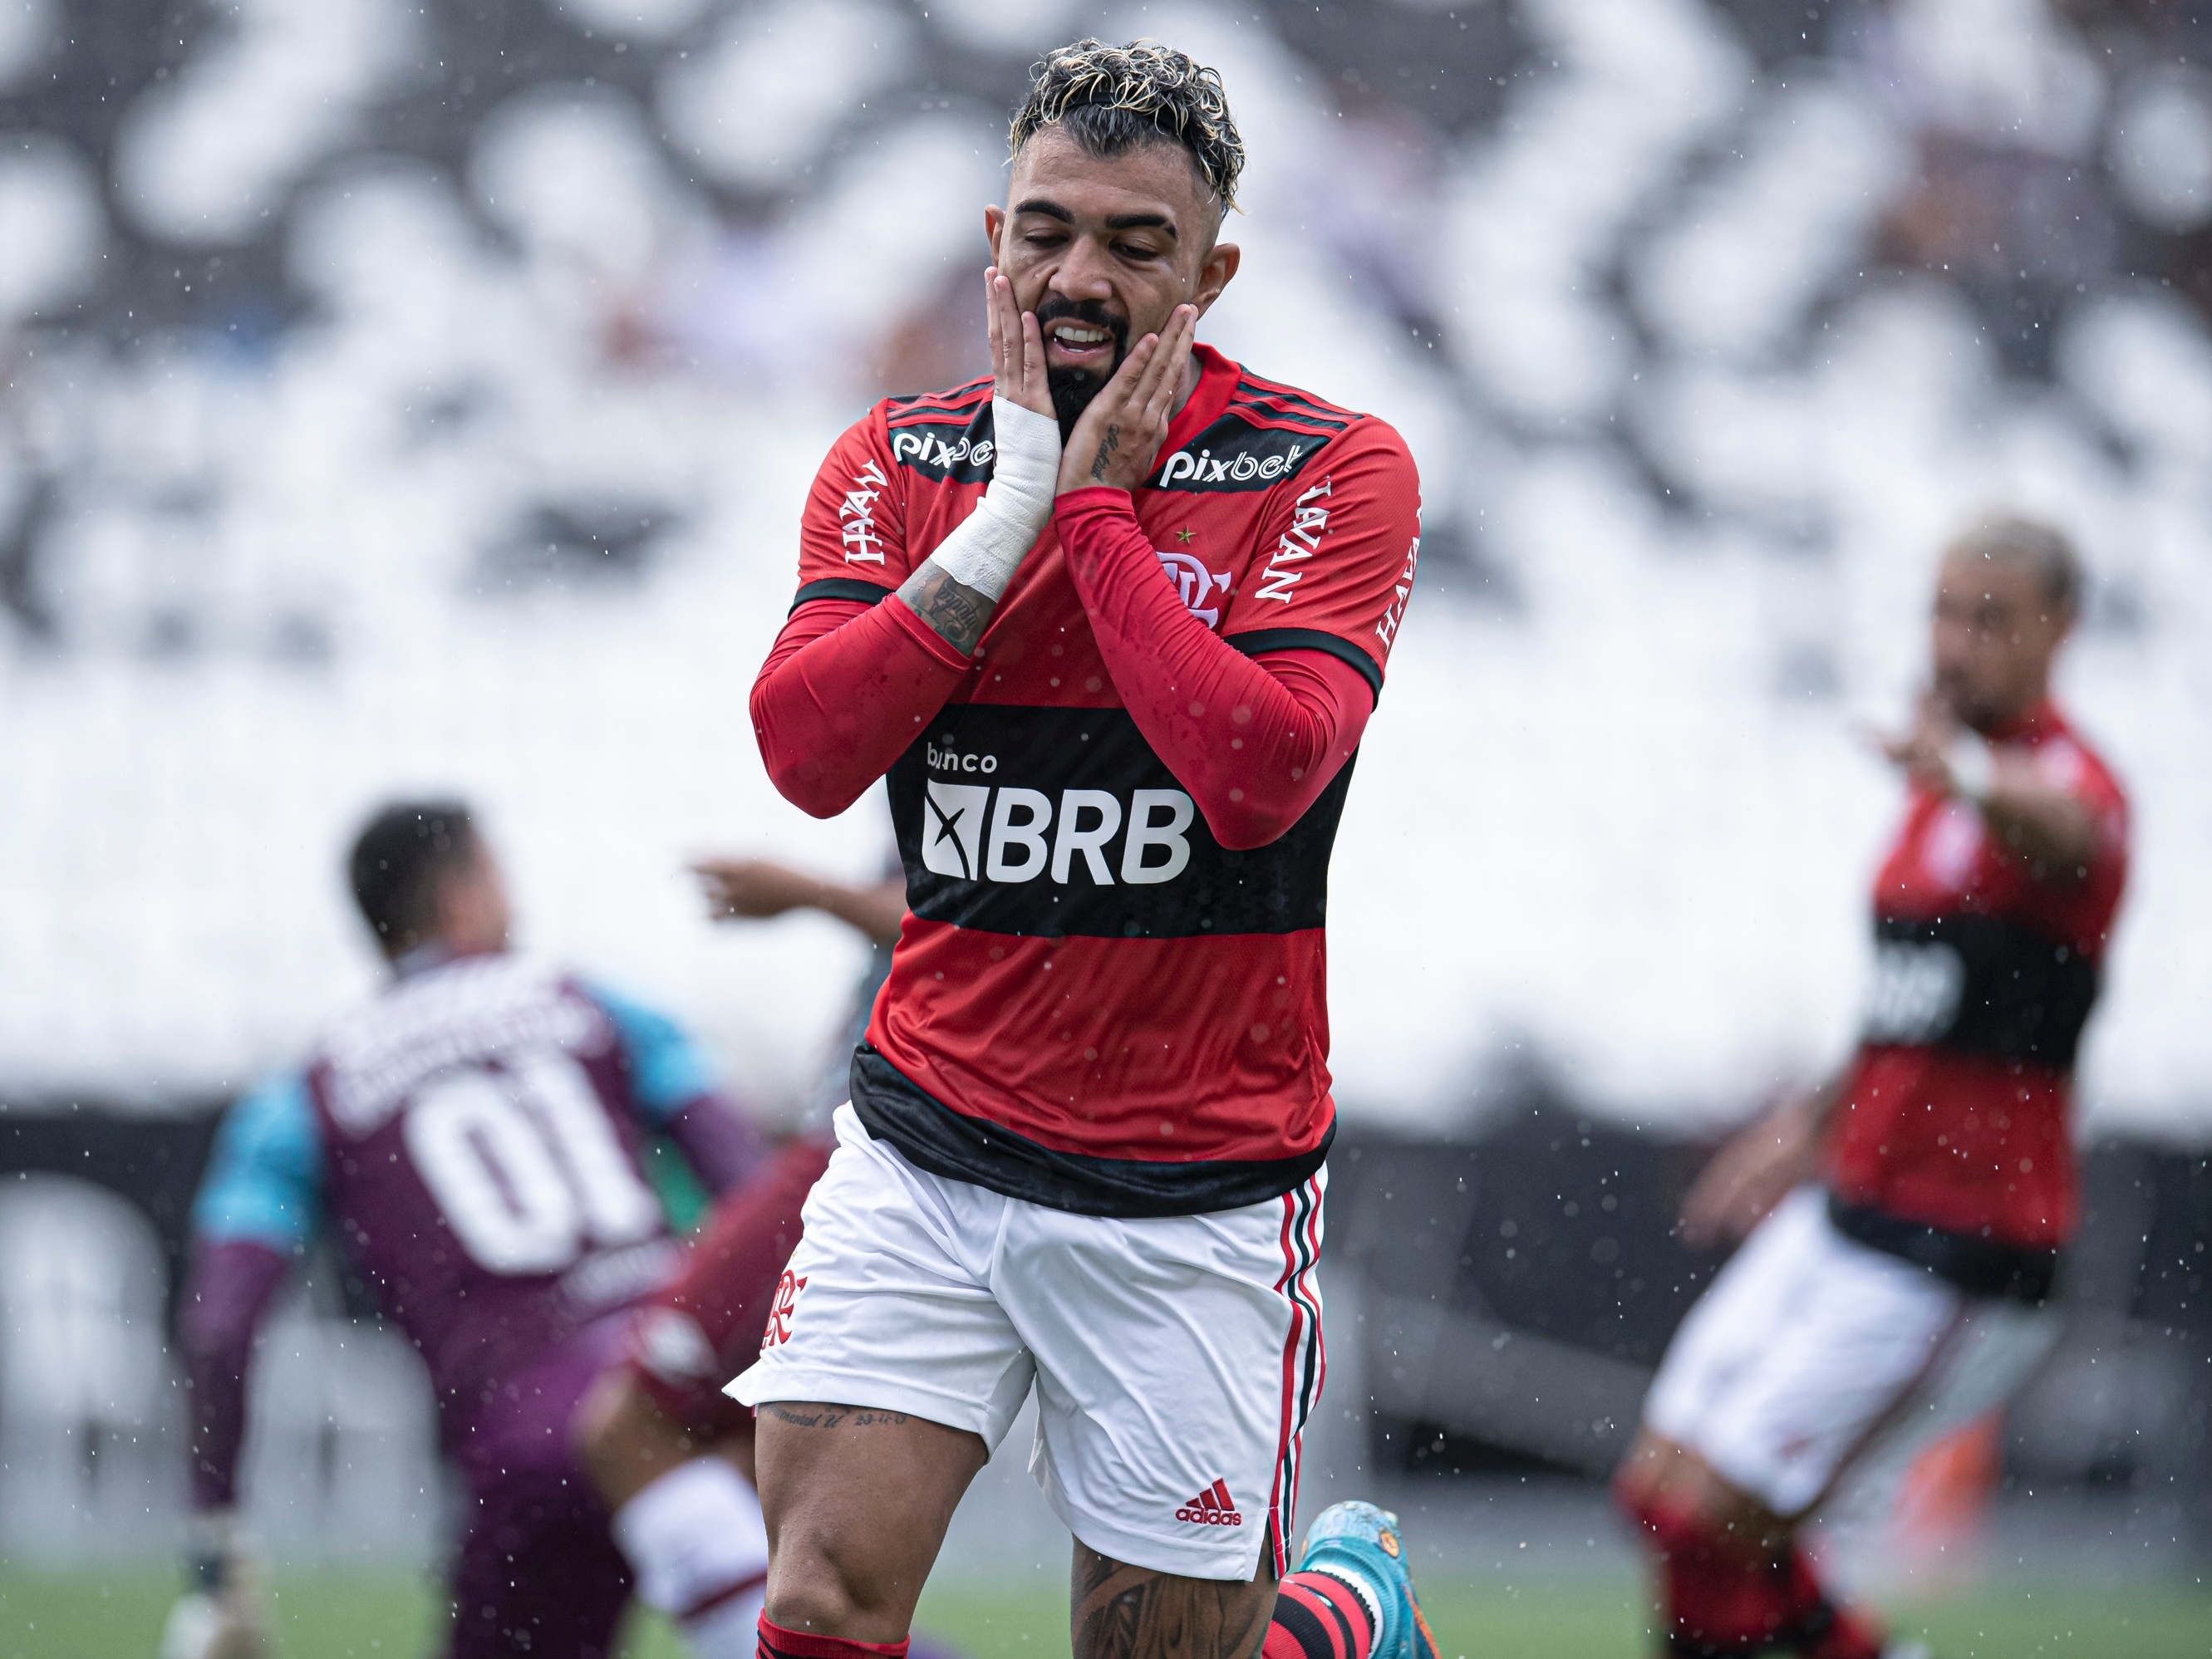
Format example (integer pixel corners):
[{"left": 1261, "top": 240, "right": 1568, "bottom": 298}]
[
  {"left": 1948, "top": 731, "right": 1997, "bottom": 802},
  {"left": 927, "top": 397, "right": 1061, "bottom": 601}
]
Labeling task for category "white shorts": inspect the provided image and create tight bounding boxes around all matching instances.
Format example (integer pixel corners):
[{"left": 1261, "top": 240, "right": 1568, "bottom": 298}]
[
  {"left": 728, "top": 1105, "right": 1325, "bottom": 1580},
  {"left": 1644, "top": 1187, "right": 2057, "bottom": 1518}
]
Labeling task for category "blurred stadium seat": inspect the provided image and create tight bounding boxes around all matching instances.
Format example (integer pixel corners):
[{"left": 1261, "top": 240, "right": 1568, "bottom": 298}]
[{"left": 3, "top": 0, "right": 2210, "bottom": 1577}]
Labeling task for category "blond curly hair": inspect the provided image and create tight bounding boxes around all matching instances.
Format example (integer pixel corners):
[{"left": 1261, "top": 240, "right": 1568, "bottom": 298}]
[{"left": 1010, "top": 39, "right": 1245, "bottom": 213}]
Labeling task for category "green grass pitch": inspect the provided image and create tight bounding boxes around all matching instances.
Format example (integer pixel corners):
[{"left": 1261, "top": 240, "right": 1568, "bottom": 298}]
[{"left": 2, "top": 1568, "right": 2206, "bottom": 1658}]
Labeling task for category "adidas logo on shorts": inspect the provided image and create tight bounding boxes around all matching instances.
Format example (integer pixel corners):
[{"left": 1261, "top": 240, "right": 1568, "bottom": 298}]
[{"left": 1176, "top": 1480, "right": 1244, "bottom": 1527}]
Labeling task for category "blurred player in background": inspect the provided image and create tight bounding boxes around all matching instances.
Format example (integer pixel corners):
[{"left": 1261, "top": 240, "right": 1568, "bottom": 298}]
[
  {"left": 165, "top": 802, "right": 767, "bottom": 1659},
  {"left": 1615, "top": 518, "right": 2131, "bottom": 1659},
  {"left": 574, "top": 854, "right": 902, "bottom": 1659},
  {"left": 736, "top": 37, "right": 1437, "bottom": 1659}
]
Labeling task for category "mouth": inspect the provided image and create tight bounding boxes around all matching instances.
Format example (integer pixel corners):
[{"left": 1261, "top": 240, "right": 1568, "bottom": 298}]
[{"left": 1043, "top": 318, "right": 1119, "bottom": 371}]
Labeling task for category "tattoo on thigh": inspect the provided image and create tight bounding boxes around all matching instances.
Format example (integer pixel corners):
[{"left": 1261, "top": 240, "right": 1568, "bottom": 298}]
[
  {"left": 1072, "top": 1544, "right": 1273, "bottom": 1659},
  {"left": 762, "top": 1404, "right": 913, "bottom": 1430}
]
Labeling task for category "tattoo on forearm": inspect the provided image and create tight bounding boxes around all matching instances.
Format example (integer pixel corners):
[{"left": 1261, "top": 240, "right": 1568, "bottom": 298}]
[
  {"left": 761, "top": 1403, "right": 912, "bottom": 1429},
  {"left": 1071, "top": 1544, "right": 1275, "bottom": 1659},
  {"left": 897, "top": 563, "right": 994, "bottom": 656},
  {"left": 1088, "top": 425, "right": 1122, "bottom": 485}
]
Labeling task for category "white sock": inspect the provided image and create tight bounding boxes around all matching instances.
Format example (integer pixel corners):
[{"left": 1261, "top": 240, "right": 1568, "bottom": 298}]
[{"left": 611, "top": 1457, "right": 769, "bottom": 1659}]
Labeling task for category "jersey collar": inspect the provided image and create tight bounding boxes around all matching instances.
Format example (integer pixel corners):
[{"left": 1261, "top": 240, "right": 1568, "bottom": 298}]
[
  {"left": 1159, "top": 341, "right": 1238, "bottom": 459},
  {"left": 1988, "top": 697, "right": 2065, "bottom": 745}
]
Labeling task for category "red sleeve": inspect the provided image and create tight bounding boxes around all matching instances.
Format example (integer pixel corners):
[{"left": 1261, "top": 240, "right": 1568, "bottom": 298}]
[
  {"left": 750, "top": 596, "right": 969, "bottom": 818},
  {"left": 751, "top": 410, "right": 970, "bottom": 817},
  {"left": 1054, "top": 488, "right": 1375, "bottom": 850},
  {"left": 1217, "top": 416, "right": 1424, "bottom": 679}
]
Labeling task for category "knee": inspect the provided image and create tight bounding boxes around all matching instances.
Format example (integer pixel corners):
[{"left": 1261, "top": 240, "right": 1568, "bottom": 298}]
[{"left": 764, "top": 1533, "right": 906, "bottom": 1642}]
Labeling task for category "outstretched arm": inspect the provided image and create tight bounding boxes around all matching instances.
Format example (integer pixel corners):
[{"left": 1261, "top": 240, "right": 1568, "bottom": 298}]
[
  {"left": 752, "top": 270, "right": 1062, "bottom": 817},
  {"left": 692, "top": 858, "right": 907, "bottom": 947},
  {"left": 180, "top": 1073, "right": 322, "bottom": 1513},
  {"left": 179, "top": 1239, "right": 292, "bottom": 1514}
]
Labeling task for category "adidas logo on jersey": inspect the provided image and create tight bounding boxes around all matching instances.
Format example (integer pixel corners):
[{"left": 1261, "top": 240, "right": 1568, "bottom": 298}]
[{"left": 1176, "top": 1480, "right": 1244, "bottom": 1526}]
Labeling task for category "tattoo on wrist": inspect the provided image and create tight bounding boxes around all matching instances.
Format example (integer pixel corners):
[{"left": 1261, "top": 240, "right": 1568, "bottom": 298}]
[
  {"left": 1088, "top": 425, "right": 1121, "bottom": 484},
  {"left": 897, "top": 563, "right": 993, "bottom": 656}
]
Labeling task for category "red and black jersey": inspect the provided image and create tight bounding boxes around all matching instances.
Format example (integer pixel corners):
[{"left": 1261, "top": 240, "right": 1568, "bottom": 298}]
[
  {"left": 784, "top": 344, "right": 1421, "bottom": 1215},
  {"left": 1823, "top": 702, "right": 2129, "bottom": 1251}
]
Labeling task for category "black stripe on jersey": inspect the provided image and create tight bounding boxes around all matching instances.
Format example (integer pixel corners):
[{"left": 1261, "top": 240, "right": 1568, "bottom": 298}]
[
  {"left": 1826, "top": 1194, "right": 2059, "bottom": 1303},
  {"left": 849, "top": 1046, "right": 1335, "bottom": 1215},
  {"left": 1230, "top": 380, "right": 1355, "bottom": 429},
  {"left": 884, "top": 400, "right": 996, "bottom": 484},
  {"left": 1226, "top": 628, "right": 1384, "bottom": 700},
  {"left": 1861, "top": 912, "right": 2099, "bottom": 1071},
  {"left": 887, "top": 704, "right": 1355, "bottom": 940},
  {"left": 886, "top": 377, "right": 991, "bottom": 417},
  {"left": 1149, "top": 413, "right": 1329, "bottom": 493},
  {"left": 790, "top": 577, "right": 893, "bottom": 612}
]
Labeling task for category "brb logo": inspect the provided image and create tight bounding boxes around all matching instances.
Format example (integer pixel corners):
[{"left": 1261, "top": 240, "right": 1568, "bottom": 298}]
[
  {"left": 1862, "top": 939, "right": 1966, "bottom": 1045},
  {"left": 1156, "top": 549, "right": 1231, "bottom": 627},
  {"left": 921, "top": 764, "right": 1196, "bottom": 887},
  {"left": 761, "top": 1269, "right": 808, "bottom": 1350}
]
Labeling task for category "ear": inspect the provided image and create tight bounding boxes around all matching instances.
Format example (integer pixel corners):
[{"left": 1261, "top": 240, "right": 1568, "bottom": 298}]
[
  {"left": 983, "top": 204, "right": 1006, "bottom": 264},
  {"left": 1190, "top": 240, "right": 1240, "bottom": 319}
]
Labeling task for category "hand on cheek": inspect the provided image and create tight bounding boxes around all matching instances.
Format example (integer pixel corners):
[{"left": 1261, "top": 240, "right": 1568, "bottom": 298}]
[{"left": 1054, "top": 305, "right": 1198, "bottom": 496}]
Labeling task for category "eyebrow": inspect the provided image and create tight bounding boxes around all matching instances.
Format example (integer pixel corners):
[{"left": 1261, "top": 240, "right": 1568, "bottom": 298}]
[{"left": 1012, "top": 199, "right": 1178, "bottom": 242}]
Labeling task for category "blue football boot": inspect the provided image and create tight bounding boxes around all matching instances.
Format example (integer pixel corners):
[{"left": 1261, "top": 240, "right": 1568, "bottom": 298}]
[{"left": 1295, "top": 1500, "right": 1443, "bottom": 1659}]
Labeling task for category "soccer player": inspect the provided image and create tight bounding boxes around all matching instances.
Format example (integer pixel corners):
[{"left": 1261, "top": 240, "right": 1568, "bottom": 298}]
[
  {"left": 573, "top": 856, "right": 904, "bottom": 1658},
  {"left": 734, "top": 38, "right": 1436, "bottom": 1659},
  {"left": 165, "top": 803, "right": 770, "bottom": 1659},
  {"left": 1614, "top": 518, "right": 2130, "bottom": 1659}
]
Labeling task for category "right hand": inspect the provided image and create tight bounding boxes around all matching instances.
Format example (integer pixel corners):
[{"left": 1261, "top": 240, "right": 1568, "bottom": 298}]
[
  {"left": 691, "top": 858, "right": 823, "bottom": 922},
  {"left": 1678, "top": 1094, "right": 1823, "bottom": 1250},
  {"left": 985, "top": 266, "right": 1054, "bottom": 422}
]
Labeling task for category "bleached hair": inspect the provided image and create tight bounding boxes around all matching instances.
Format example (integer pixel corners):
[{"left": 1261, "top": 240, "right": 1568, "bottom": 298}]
[{"left": 1010, "top": 39, "right": 1245, "bottom": 214}]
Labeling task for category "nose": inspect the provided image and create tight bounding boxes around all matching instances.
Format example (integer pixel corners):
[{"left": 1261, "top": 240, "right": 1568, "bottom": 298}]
[{"left": 1047, "top": 238, "right": 1116, "bottom": 305}]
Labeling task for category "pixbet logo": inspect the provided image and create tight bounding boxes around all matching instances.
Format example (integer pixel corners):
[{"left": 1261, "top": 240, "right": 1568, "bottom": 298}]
[
  {"left": 1160, "top": 444, "right": 1303, "bottom": 487},
  {"left": 1156, "top": 549, "right": 1231, "bottom": 626},
  {"left": 891, "top": 429, "right": 994, "bottom": 473}
]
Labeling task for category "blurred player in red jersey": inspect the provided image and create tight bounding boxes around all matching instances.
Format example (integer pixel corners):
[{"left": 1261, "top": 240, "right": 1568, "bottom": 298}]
[
  {"left": 731, "top": 38, "right": 1439, "bottom": 1659},
  {"left": 1615, "top": 518, "right": 2130, "bottom": 1659},
  {"left": 573, "top": 856, "right": 902, "bottom": 1659},
  {"left": 165, "top": 804, "right": 767, "bottom": 1659}
]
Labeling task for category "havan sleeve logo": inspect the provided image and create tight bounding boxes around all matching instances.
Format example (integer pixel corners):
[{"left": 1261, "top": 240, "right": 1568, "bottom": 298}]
[
  {"left": 839, "top": 458, "right": 890, "bottom": 566},
  {"left": 1253, "top": 479, "right": 1332, "bottom": 602}
]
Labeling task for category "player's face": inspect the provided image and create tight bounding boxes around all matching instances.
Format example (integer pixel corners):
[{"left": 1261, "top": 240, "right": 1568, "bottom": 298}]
[
  {"left": 986, "top": 129, "right": 1239, "bottom": 429},
  {"left": 436, "top": 839, "right": 514, "bottom": 956},
  {"left": 1930, "top": 553, "right": 2071, "bottom": 731}
]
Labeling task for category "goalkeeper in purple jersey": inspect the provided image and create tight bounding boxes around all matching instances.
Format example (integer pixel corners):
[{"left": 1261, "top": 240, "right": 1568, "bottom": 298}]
[{"left": 165, "top": 802, "right": 772, "bottom": 1659}]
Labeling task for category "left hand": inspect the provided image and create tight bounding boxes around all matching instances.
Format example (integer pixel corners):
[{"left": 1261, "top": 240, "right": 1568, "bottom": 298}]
[
  {"left": 690, "top": 857, "right": 822, "bottom": 921},
  {"left": 1054, "top": 304, "right": 1198, "bottom": 496},
  {"left": 1877, "top": 691, "right": 1964, "bottom": 796}
]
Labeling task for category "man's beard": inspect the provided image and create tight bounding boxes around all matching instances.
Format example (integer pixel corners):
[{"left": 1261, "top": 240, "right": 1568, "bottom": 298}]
[{"left": 1035, "top": 296, "right": 1130, "bottom": 441}]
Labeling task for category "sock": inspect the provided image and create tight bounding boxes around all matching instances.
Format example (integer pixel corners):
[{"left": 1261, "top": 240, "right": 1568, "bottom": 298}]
[
  {"left": 611, "top": 1458, "right": 769, "bottom": 1659},
  {"left": 756, "top": 1615, "right": 910, "bottom": 1659},
  {"left": 1778, "top": 1546, "right": 1884, "bottom": 1659},
  {"left": 1620, "top": 1483, "right": 1794, "bottom": 1654},
  {"left": 1265, "top": 1570, "right": 1379, "bottom": 1659}
]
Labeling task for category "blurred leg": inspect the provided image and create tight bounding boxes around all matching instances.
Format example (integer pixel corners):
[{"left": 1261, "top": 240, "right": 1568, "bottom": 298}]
[{"left": 445, "top": 1466, "right": 632, "bottom": 1659}]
